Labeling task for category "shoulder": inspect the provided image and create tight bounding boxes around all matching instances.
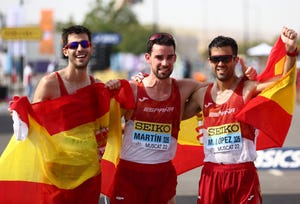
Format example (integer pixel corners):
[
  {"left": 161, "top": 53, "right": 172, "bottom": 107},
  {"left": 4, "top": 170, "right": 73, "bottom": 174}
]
[
  {"left": 33, "top": 72, "right": 60, "bottom": 102},
  {"left": 242, "top": 79, "right": 261, "bottom": 102},
  {"left": 176, "top": 78, "right": 197, "bottom": 86},
  {"left": 40, "top": 72, "right": 59, "bottom": 87}
]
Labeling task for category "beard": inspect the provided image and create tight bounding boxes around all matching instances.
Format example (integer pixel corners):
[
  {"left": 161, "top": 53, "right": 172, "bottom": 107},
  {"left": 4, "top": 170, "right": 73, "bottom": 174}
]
[
  {"left": 153, "top": 67, "right": 172, "bottom": 80},
  {"left": 214, "top": 66, "right": 234, "bottom": 82},
  {"left": 72, "top": 55, "right": 91, "bottom": 70}
]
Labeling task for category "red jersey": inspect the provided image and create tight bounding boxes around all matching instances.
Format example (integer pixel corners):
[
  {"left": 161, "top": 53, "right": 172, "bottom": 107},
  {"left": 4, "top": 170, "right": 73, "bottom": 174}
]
[
  {"left": 202, "top": 79, "right": 257, "bottom": 163},
  {"left": 121, "top": 78, "right": 181, "bottom": 164}
]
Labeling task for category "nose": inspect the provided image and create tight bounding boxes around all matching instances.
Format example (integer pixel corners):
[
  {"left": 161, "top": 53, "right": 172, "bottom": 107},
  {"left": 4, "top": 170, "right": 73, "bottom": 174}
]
[
  {"left": 77, "top": 44, "right": 84, "bottom": 50},
  {"left": 161, "top": 59, "right": 169, "bottom": 66},
  {"left": 217, "top": 60, "right": 226, "bottom": 65}
]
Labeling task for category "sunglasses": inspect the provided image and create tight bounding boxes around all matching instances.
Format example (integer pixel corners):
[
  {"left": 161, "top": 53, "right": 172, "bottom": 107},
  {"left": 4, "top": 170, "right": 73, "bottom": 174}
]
[
  {"left": 209, "top": 55, "right": 236, "bottom": 64},
  {"left": 149, "top": 33, "right": 174, "bottom": 41},
  {"left": 64, "top": 40, "right": 91, "bottom": 49}
]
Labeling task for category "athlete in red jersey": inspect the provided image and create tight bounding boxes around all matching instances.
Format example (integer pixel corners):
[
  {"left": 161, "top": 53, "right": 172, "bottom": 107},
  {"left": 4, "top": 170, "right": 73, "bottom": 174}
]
[
  {"left": 183, "top": 26, "right": 298, "bottom": 204},
  {"left": 110, "top": 33, "right": 211, "bottom": 204}
]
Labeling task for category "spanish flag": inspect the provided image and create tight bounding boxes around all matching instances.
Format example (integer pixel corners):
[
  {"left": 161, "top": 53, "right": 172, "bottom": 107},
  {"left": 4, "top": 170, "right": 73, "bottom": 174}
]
[
  {"left": 236, "top": 36, "right": 296, "bottom": 150},
  {"left": 101, "top": 81, "right": 135, "bottom": 197},
  {"left": 172, "top": 113, "right": 205, "bottom": 175},
  {"left": 0, "top": 80, "right": 134, "bottom": 203}
]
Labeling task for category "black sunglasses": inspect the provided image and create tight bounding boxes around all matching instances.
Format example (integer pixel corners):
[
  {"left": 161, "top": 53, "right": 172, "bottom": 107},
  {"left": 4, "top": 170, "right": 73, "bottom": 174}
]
[
  {"left": 209, "top": 55, "right": 236, "bottom": 64},
  {"left": 149, "top": 33, "right": 174, "bottom": 41},
  {"left": 64, "top": 40, "right": 91, "bottom": 49}
]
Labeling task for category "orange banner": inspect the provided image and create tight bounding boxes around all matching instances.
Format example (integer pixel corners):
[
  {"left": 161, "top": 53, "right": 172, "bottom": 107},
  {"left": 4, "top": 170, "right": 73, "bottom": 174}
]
[{"left": 39, "top": 9, "right": 54, "bottom": 54}]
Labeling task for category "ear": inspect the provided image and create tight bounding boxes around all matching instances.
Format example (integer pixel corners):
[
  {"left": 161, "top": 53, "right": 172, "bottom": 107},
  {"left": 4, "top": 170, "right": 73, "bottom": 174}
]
[
  {"left": 145, "top": 53, "right": 151, "bottom": 62},
  {"left": 233, "top": 56, "right": 239, "bottom": 66},
  {"left": 62, "top": 48, "right": 68, "bottom": 57},
  {"left": 234, "top": 56, "right": 239, "bottom": 62}
]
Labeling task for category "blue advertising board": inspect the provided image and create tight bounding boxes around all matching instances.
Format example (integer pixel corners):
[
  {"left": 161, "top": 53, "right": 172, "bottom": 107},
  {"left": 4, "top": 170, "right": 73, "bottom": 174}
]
[
  {"left": 255, "top": 147, "right": 300, "bottom": 170},
  {"left": 92, "top": 33, "right": 122, "bottom": 45}
]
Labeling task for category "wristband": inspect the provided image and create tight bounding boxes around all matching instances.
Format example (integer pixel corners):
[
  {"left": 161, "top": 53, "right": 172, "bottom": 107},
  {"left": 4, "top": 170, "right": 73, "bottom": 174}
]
[{"left": 286, "top": 48, "right": 298, "bottom": 57}]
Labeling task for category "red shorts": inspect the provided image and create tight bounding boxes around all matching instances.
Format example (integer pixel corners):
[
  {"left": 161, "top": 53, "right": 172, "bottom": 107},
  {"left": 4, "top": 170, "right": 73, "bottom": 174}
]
[
  {"left": 110, "top": 159, "right": 177, "bottom": 204},
  {"left": 198, "top": 162, "right": 262, "bottom": 204}
]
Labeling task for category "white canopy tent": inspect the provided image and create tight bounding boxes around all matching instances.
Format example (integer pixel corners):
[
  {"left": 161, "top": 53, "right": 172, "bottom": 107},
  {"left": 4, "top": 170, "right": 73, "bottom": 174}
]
[{"left": 247, "top": 43, "right": 273, "bottom": 56}]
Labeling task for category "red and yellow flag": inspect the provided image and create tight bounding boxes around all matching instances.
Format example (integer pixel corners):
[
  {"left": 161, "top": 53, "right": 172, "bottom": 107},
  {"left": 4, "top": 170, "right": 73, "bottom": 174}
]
[
  {"left": 172, "top": 113, "right": 205, "bottom": 175},
  {"left": 101, "top": 80, "right": 135, "bottom": 196},
  {"left": 0, "top": 81, "right": 134, "bottom": 203},
  {"left": 236, "top": 36, "right": 296, "bottom": 150}
]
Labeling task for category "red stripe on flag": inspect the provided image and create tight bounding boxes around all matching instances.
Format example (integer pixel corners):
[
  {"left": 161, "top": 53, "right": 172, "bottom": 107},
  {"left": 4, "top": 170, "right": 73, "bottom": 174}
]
[
  {"left": 32, "top": 83, "right": 110, "bottom": 135},
  {"left": 101, "top": 159, "right": 117, "bottom": 197},
  {"left": 112, "top": 80, "right": 136, "bottom": 110},
  {"left": 236, "top": 96, "right": 292, "bottom": 149},
  {"left": 172, "top": 144, "right": 205, "bottom": 175},
  {"left": 257, "top": 37, "right": 285, "bottom": 81},
  {"left": 0, "top": 174, "right": 101, "bottom": 204}
]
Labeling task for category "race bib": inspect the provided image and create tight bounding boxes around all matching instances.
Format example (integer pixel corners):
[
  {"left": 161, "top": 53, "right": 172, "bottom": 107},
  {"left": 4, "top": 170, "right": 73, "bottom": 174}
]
[
  {"left": 132, "top": 120, "right": 172, "bottom": 150},
  {"left": 206, "top": 122, "right": 242, "bottom": 153}
]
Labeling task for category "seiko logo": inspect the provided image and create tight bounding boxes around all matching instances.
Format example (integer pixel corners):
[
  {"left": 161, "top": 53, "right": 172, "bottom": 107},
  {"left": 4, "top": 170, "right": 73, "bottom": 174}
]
[
  {"left": 135, "top": 122, "right": 171, "bottom": 133},
  {"left": 207, "top": 123, "right": 240, "bottom": 136}
]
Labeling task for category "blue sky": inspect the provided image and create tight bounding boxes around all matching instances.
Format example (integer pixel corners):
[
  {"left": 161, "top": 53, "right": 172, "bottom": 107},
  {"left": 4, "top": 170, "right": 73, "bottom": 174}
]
[{"left": 1, "top": 0, "right": 300, "bottom": 39}]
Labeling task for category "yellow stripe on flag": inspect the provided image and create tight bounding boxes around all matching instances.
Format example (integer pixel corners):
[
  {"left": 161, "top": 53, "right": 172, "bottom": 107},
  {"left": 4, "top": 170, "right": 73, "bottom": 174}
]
[
  {"left": 274, "top": 56, "right": 286, "bottom": 75},
  {"left": 102, "top": 99, "right": 123, "bottom": 166},
  {"left": 178, "top": 114, "right": 202, "bottom": 146},
  {"left": 0, "top": 115, "right": 101, "bottom": 189},
  {"left": 260, "top": 64, "right": 296, "bottom": 115}
]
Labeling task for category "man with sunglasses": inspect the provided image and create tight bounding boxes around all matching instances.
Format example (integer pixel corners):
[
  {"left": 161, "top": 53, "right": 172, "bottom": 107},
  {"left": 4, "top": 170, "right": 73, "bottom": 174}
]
[
  {"left": 29, "top": 25, "right": 114, "bottom": 203},
  {"left": 5, "top": 25, "right": 134, "bottom": 203},
  {"left": 183, "top": 26, "right": 298, "bottom": 204},
  {"left": 33, "top": 25, "right": 94, "bottom": 101}
]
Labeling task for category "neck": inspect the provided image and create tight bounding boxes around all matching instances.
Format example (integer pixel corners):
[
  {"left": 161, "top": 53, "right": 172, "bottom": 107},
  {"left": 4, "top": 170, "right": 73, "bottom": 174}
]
[
  {"left": 216, "top": 76, "right": 239, "bottom": 91},
  {"left": 143, "top": 76, "right": 172, "bottom": 101},
  {"left": 64, "top": 66, "right": 88, "bottom": 82},
  {"left": 145, "top": 74, "right": 171, "bottom": 88}
]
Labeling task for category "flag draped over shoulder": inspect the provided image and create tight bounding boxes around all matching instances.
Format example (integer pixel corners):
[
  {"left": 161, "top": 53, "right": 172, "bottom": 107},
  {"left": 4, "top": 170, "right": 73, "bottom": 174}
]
[
  {"left": 236, "top": 36, "right": 297, "bottom": 150},
  {"left": 0, "top": 80, "right": 134, "bottom": 204}
]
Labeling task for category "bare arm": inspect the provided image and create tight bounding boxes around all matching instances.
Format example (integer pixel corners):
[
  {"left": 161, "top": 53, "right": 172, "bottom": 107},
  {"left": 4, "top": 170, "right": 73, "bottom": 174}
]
[
  {"left": 33, "top": 73, "right": 60, "bottom": 103},
  {"left": 177, "top": 78, "right": 209, "bottom": 101},
  {"left": 281, "top": 26, "right": 298, "bottom": 75},
  {"left": 182, "top": 86, "right": 207, "bottom": 120}
]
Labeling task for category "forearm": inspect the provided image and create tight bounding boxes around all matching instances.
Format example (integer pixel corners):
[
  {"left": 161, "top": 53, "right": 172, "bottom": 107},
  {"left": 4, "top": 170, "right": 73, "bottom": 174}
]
[
  {"left": 281, "top": 26, "right": 298, "bottom": 75},
  {"left": 283, "top": 48, "right": 298, "bottom": 75}
]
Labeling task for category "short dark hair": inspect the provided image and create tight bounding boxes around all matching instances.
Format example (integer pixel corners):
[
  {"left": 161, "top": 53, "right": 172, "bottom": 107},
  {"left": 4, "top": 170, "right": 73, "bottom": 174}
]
[
  {"left": 61, "top": 25, "right": 92, "bottom": 47},
  {"left": 208, "top": 36, "right": 238, "bottom": 57},
  {"left": 146, "top": 33, "right": 176, "bottom": 54}
]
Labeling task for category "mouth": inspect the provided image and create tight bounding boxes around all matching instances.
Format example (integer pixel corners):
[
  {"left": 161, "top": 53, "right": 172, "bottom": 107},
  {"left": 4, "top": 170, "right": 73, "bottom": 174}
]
[
  {"left": 76, "top": 54, "right": 87, "bottom": 59},
  {"left": 216, "top": 66, "right": 226, "bottom": 74},
  {"left": 158, "top": 66, "right": 170, "bottom": 72}
]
